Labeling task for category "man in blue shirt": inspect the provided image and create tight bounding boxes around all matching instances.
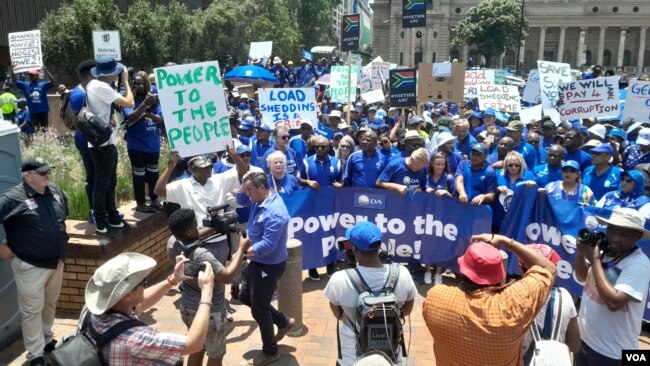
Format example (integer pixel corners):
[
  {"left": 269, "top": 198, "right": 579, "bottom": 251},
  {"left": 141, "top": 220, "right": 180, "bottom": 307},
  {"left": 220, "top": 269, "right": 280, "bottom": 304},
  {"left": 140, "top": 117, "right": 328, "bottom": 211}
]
[
  {"left": 16, "top": 69, "right": 54, "bottom": 132},
  {"left": 582, "top": 143, "right": 621, "bottom": 200},
  {"left": 298, "top": 135, "right": 341, "bottom": 190},
  {"left": 250, "top": 124, "right": 273, "bottom": 168},
  {"left": 534, "top": 145, "right": 564, "bottom": 187},
  {"left": 455, "top": 143, "right": 497, "bottom": 205},
  {"left": 376, "top": 147, "right": 428, "bottom": 194},
  {"left": 344, "top": 131, "right": 386, "bottom": 187},
  {"left": 289, "top": 119, "right": 314, "bottom": 163},
  {"left": 564, "top": 128, "right": 592, "bottom": 171},
  {"left": 526, "top": 131, "right": 548, "bottom": 166},
  {"left": 237, "top": 172, "right": 294, "bottom": 366},
  {"left": 539, "top": 118, "right": 556, "bottom": 151},
  {"left": 453, "top": 119, "right": 477, "bottom": 158},
  {"left": 506, "top": 120, "right": 537, "bottom": 169}
]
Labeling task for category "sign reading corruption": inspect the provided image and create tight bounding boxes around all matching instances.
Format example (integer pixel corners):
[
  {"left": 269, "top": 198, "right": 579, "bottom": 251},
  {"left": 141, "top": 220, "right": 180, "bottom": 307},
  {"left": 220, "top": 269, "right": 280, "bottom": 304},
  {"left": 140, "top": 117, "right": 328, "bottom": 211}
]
[{"left": 557, "top": 76, "right": 620, "bottom": 120}]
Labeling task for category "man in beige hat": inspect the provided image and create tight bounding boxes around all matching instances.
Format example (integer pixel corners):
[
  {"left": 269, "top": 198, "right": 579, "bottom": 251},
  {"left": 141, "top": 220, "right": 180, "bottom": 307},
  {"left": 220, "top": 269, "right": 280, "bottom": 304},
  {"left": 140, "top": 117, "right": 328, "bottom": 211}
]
[
  {"left": 574, "top": 207, "right": 650, "bottom": 365},
  {"left": 85, "top": 252, "right": 214, "bottom": 365}
]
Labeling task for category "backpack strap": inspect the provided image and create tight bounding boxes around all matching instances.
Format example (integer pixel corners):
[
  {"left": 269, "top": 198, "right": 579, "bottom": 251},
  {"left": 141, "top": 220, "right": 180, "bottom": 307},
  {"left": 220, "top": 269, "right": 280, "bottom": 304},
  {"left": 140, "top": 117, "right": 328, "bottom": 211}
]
[
  {"left": 550, "top": 288, "right": 564, "bottom": 341},
  {"left": 87, "top": 317, "right": 146, "bottom": 348},
  {"left": 382, "top": 263, "right": 400, "bottom": 294},
  {"left": 540, "top": 287, "right": 556, "bottom": 339},
  {"left": 345, "top": 268, "right": 371, "bottom": 295}
]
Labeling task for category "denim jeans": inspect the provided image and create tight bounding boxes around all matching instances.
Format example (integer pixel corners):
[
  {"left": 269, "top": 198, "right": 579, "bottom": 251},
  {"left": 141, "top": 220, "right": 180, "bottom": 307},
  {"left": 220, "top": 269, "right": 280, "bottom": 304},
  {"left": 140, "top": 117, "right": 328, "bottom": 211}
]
[
  {"left": 573, "top": 340, "right": 621, "bottom": 366},
  {"left": 239, "top": 260, "right": 289, "bottom": 356},
  {"left": 89, "top": 144, "right": 118, "bottom": 223}
]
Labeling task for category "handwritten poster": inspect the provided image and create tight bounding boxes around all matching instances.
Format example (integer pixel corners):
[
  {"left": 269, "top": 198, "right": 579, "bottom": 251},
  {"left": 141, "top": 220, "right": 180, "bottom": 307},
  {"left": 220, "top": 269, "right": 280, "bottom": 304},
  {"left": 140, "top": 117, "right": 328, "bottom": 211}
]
[
  {"left": 557, "top": 76, "right": 620, "bottom": 120},
  {"left": 258, "top": 88, "right": 318, "bottom": 130},
  {"left": 623, "top": 80, "right": 650, "bottom": 122},
  {"left": 522, "top": 69, "right": 541, "bottom": 104},
  {"left": 464, "top": 70, "right": 495, "bottom": 99},
  {"left": 538, "top": 61, "right": 572, "bottom": 108},
  {"left": 330, "top": 65, "right": 359, "bottom": 103},
  {"left": 9, "top": 30, "right": 43, "bottom": 73},
  {"left": 477, "top": 84, "right": 521, "bottom": 112}
]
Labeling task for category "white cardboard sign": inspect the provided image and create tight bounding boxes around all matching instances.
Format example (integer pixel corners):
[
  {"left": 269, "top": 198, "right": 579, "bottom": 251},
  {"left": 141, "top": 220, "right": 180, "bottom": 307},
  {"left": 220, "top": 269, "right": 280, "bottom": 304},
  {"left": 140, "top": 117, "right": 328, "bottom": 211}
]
[
  {"left": 623, "top": 80, "right": 650, "bottom": 123},
  {"left": 249, "top": 41, "right": 273, "bottom": 59},
  {"left": 92, "top": 31, "right": 122, "bottom": 61},
  {"left": 477, "top": 84, "right": 521, "bottom": 112},
  {"left": 330, "top": 65, "right": 359, "bottom": 103},
  {"left": 522, "top": 69, "right": 541, "bottom": 104},
  {"left": 557, "top": 76, "right": 620, "bottom": 120},
  {"left": 8, "top": 30, "right": 43, "bottom": 73},
  {"left": 360, "top": 89, "right": 385, "bottom": 104},
  {"left": 464, "top": 70, "right": 495, "bottom": 99},
  {"left": 537, "top": 61, "right": 572, "bottom": 108},
  {"left": 258, "top": 88, "right": 318, "bottom": 130}
]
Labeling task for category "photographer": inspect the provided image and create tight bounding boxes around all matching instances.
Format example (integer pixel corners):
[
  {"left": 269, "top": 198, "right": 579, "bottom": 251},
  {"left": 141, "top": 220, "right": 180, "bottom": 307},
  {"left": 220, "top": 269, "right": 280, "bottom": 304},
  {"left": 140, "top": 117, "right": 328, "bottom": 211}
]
[
  {"left": 123, "top": 71, "right": 164, "bottom": 213},
  {"left": 168, "top": 209, "right": 250, "bottom": 366},
  {"left": 574, "top": 208, "right": 650, "bottom": 365}
]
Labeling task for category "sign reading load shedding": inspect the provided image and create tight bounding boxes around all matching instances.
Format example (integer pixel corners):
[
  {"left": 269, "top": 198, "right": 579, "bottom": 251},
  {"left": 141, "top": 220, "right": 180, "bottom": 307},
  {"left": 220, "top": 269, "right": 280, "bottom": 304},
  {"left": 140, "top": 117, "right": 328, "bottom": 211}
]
[
  {"left": 403, "top": 0, "right": 426, "bottom": 28},
  {"left": 341, "top": 14, "right": 360, "bottom": 52},
  {"left": 390, "top": 69, "right": 417, "bottom": 107}
]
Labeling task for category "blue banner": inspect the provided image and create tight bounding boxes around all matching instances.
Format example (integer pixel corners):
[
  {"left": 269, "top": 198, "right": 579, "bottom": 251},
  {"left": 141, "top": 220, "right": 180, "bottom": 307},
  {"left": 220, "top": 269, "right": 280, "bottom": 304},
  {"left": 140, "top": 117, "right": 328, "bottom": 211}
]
[
  {"left": 281, "top": 187, "right": 492, "bottom": 270},
  {"left": 500, "top": 185, "right": 650, "bottom": 318}
]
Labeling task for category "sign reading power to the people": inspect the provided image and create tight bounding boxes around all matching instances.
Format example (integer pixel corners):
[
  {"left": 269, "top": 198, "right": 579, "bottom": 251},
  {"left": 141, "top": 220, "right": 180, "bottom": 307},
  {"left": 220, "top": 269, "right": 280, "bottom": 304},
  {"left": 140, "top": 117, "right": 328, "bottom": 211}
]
[{"left": 155, "top": 61, "right": 231, "bottom": 157}]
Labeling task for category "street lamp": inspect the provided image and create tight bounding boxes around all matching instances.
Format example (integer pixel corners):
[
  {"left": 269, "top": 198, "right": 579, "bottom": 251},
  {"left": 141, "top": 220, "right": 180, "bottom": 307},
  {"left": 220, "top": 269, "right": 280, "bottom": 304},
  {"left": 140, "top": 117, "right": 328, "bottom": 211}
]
[{"left": 516, "top": 0, "right": 526, "bottom": 75}]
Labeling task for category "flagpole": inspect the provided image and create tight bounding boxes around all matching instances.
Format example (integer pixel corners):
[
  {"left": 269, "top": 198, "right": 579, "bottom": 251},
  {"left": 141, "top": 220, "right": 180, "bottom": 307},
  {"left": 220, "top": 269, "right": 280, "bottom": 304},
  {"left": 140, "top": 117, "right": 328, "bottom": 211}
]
[{"left": 346, "top": 51, "right": 352, "bottom": 125}]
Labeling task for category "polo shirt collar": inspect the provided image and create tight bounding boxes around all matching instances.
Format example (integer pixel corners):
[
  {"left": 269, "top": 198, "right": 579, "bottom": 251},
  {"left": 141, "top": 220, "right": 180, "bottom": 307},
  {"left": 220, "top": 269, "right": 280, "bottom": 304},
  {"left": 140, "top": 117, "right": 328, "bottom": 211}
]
[
  {"left": 190, "top": 175, "right": 211, "bottom": 187},
  {"left": 259, "top": 192, "right": 276, "bottom": 208}
]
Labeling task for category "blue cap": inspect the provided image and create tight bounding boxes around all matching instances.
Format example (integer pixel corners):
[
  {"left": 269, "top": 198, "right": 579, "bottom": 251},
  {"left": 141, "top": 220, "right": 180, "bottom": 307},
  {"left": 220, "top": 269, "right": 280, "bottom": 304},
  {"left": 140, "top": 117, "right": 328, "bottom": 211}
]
[
  {"left": 425, "top": 102, "right": 434, "bottom": 108},
  {"left": 561, "top": 160, "right": 580, "bottom": 171},
  {"left": 256, "top": 124, "right": 272, "bottom": 132},
  {"left": 607, "top": 128, "right": 625, "bottom": 140},
  {"left": 483, "top": 108, "right": 496, "bottom": 117},
  {"left": 236, "top": 145, "right": 251, "bottom": 154},
  {"left": 589, "top": 143, "right": 614, "bottom": 155},
  {"left": 578, "top": 126, "right": 589, "bottom": 136},
  {"left": 470, "top": 111, "right": 483, "bottom": 120},
  {"left": 333, "top": 131, "right": 344, "bottom": 138},
  {"left": 471, "top": 143, "right": 489, "bottom": 155},
  {"left": 344, "top": 221, "right": 383, "bottom": 251},
  {"left": 239, "top": 119, "right": 255, "bottom": 131}
]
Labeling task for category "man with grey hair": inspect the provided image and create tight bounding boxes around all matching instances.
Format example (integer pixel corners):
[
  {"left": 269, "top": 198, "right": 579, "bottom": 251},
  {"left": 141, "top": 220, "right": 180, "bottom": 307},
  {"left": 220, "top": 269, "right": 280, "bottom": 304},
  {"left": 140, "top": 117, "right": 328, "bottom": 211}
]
[{"left": 377, "top": 147, "right": 428, "bottom": 194}]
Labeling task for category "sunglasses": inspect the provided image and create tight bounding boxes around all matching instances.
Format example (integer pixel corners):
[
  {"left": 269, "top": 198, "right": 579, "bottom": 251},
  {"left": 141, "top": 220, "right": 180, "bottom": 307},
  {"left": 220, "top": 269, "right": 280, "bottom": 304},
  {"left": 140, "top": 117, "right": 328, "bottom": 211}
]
[
  {"left": 31, "top": 171, "right": 50, "bottom": 176},
  {"left": 339, "top": 145, "right": 352, "bottom": 150},
  {"left": 315, "top": 145, "right": 329, "bottom": 150},
  {"left": 238, "top": 152, "right": 251, "bottom": 158},
  {"left": 507, "top": 163, "right": 521, "bottom": 168},
  {"left": 278, "top": 135, "right": 290, "bottom": 140},
  {"left": 622, "top": 177, "right": 634, "bottom": 183}
]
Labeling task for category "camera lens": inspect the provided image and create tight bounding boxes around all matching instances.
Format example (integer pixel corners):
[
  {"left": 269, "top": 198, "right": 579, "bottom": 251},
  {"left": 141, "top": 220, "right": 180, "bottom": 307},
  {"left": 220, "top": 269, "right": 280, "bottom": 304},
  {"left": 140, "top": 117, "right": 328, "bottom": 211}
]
[{"left": 578, "top": 228, "right": 592, "bottom": 241}]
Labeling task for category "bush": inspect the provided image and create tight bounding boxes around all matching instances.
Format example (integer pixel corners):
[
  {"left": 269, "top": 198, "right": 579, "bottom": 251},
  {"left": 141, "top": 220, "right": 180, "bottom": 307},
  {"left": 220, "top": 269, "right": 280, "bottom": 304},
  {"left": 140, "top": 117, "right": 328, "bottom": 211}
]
[{"left": 20, "top": 131, "right": 170, "bottom": 220}]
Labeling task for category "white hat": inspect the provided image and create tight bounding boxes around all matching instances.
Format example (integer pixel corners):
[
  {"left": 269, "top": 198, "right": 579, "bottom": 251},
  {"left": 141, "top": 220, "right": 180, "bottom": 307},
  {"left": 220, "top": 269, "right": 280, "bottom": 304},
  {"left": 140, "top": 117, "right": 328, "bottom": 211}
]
[
  {"left": 300, "top": 119, "right": 314, "bottom": 128},
  {"left": 329, "top": 110, "right": 342, "bottom": 119},
  {"left": 338, "top": 122, "right": 350, "bottom": 130},
  {"left": 403, "top": 130, "right": 424, "bottom": 141},
  {"left": 85, "top": 253, "right": 156, "bottom": 315},
  {"left": 588, "top": 124, "right": 606, "bottom": 140},
  {"left": 436, "top": 131, "right": 456, "bottom": 147},
  {"left": 596, "top": 207, "right": 650, "bottom": 239},
  {"left": 477, "top": 131, "right": 488, "bottom": 140},
  {"left": 273, "top": 56, "right": 282, "bottom": 65},
  {"left": 637, "top": 128, "right": 650, "bottom": 145},
  {"left": 581, "top": 139, "right": 601, "bottom": 149},
  {"left": 241, "top": 93, "right": 249, "bottom": 100}
]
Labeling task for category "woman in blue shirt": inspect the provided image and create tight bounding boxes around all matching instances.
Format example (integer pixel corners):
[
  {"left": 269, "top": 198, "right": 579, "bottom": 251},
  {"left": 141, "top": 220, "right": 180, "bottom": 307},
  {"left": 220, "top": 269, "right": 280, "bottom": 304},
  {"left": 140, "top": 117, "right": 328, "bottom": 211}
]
[
  {"left": 123, "top": 71, "right": 163, "bottom": 213},
  {"left": 597, "top": 170, "right": 650, "bottom": 218},
  {"left": 542, "top": 160, "right": 596, "bottom": 206},
  {"left": 266, "top": 151, "right": 300, "bottom": 194},
  {"left": 493, "top": 151, "right": 537, "bottom": 232}
]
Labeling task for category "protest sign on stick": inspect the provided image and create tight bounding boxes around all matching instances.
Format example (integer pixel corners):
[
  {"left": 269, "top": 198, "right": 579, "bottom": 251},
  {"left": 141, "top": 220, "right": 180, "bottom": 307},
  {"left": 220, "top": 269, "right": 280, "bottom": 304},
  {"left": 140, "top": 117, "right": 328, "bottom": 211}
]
[
  {"left": 464, "top": 69, "right": 494, "bottom": 99},
  {"left": 341, "top": 14, "right": 360, "bottom": 52},
  {"left": 155, "top": 61, "right": 231, "bottom": 157},
  {"left": 402, "top": 0, "right": 426, "bottom": 28},
  {"left": 258, "top": 88, "right": 318, "bottom": 130},
  {"left": 623, "top": 80, "right": 650, "bottom": 122},
  {"left": 249, "top": 41, "right": 273, "bottom": 59},
  {"left": 390, "top": 69, "right": 417, "bottom": 107},
  {"left": 557, "top": 76, "right": 620, "bottom": 120},
  {"left": 361, "top": 89, "right": 385, "bottom": 104},
  {"left": 522, "top": 69, "right": 541, "bottom": 104},
  {"left": 9, "top": 30, "right": 43, "bottom": 73},
  {"left": 371, "top": 62, "right": 390, "bottom": 90},
  {"left": 519, "top": 105, "right": 543, "bottom": 126},
  {"left": 537, "top": 60, "right": 572, "bottom": 108},
  {"left": 330, "top": 65, "right": 358, "bottom": 103},
  {"left": 477, "top": 84, "right": 521, "bottom": 112},
  {"left": 92, "top": 31, "right": 121, "bottom": 60}
]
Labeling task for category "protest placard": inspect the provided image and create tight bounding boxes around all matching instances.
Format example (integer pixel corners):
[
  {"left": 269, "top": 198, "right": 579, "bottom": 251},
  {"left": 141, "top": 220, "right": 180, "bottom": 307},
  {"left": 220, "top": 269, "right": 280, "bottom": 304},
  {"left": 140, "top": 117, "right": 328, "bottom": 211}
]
[
  {"left": 92, "top": 30, "right": 121, "bottom": 61},
  {"left": 359, "top": 72, "right": 372, "bottom": 93},
  {"left": 402, "top": 0, "right": 426, "bottom": 28},
  {"left": 330, "top": 65, "right": 359, "bottom": 103},
  {"left": 522, "top": 69, "right": 541, "bottom": 104},
  {"left": 557, "top": 76, "right": 620, "bottom": 120},
  {"left": 518, "top": 105, "right": 543, "bottom": 126},
  {"left": 155, "top": 61, "right": 230, "bottom": 157},
  {"left": 390, "top": 69, "right": 417, "bottom": 107},
  {"left": 494, "top": 70, "right": 507, "bottom": 85},
  {"left": 623, "top": 80, "right": 650, "bottom": 122},
  {"left": 361, "top": 89, "right": 385, "bottom": 104},
  {"left": 537, "top": 60, "right": 572, "bottom": 108},
  {"left": 464, "top": 69, "right": 494, "bottom": 98},
  {"left": 249, "top": 41, "right": 273, "bottom": 59},
  {"left": 341, "top": 14, "right": 360, "bottom": 52},
  {"left": 8, "top": 30, "right": 43, "bottom": 73},
  {"left": 370, "top": 62, "right": 390, "bottom": 90},
  {"left": 258, "top": 88, "right": 318, "bottom": 130},
  {"left": 433, "top": 63, "right": 452, "bottom": 77},
  {"left": 477, "top": 84, "right": 520, "bottom": 112},
  {"left": 419, "top": 63, "right": 465, "bottom": 105}
]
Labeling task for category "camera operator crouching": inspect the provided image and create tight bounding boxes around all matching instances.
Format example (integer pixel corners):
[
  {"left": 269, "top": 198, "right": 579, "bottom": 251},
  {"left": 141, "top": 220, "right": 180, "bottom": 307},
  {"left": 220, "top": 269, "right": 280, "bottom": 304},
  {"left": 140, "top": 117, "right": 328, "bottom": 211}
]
[{"left": 573, "top": 208, "right": 650, "bottom": 366}]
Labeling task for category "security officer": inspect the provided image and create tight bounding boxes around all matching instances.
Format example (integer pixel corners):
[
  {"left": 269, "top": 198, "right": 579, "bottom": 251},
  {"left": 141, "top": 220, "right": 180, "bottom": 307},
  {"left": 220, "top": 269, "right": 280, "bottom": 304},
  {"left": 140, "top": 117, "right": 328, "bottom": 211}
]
[{"left": 0, "top": 157, "right": 68, "bottom": 366}]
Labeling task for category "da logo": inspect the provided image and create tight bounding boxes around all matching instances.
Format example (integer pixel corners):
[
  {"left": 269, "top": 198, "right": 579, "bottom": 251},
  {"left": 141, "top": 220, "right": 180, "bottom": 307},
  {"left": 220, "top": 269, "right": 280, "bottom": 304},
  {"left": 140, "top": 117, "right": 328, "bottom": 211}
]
[
  {"left": 584, "top": 215, "right": 599, "bottom": 229},
  {"left": 354, "top": 193, "right": 386, "bottom": 210}
]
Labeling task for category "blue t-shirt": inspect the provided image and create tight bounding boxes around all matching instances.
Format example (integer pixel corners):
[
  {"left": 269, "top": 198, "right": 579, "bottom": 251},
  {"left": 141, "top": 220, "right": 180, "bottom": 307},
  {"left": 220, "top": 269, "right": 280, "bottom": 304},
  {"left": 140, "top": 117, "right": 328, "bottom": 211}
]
[
  {"left": 426, "top": 173, "right": 456, "bottom": 195},
  {"left": 17, "top": 108, "right": 33, "bottom": 134},
  {"left": 378, "top": 157, "right": 427, "bottom": 190},
  {"left": 455, "top": 160, "right": 498, "bottom": 200},
  {"left": 564, "top": 149, "right": 592, "bottom": 171},
  {"left": 533, "top": 147, "right": 548, "bottom": 166},
  {"left": 513, "top": 141, "right": 537, "bottom": 170},
  {"left": 251, "top": 140, "right": 273, "bottom": 168},
  {"left": 17, "top": 80, "right": 52, "bottom": 113},
  {"left": 267, "top": 173, "right": 300, "bottom": 194},
  {"left": 299, "top": 155, "right": 341, "bottom": 187},
  {"left": 69, "top": 85, "right": 89, "bottom": 150},
  {"left": 261, "top": 146, "right": 299, "bottom": 176},
  {"left": 442, "top": 150, "right": 464, "bottom": 175},
  {"left": 534, "top": 163, "right": 563, "bottom": 187},
  {"left": 379, "top": 146, "right": 401, "bottom": 162},
  {"left": 582, "top": 165, "right": 622, "bottom": 200},
  {"left": 123, "top": 98, "right": 162, "bottom": 153},
  {"left": 344, "top": 150, "right": 386, "bottom": 188},
  {"left": 454, "top": 134, "right": 478, "bottom": 157},
  {"left": 289, "top": 136, "right": 310, "bottom": 164}
]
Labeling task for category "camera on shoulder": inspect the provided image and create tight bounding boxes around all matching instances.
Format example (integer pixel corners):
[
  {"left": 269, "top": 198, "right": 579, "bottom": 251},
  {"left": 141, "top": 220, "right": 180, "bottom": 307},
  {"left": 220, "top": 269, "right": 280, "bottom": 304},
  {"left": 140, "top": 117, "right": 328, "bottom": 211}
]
[
  {"left": 203, "top": 203, "right": 239, "bottom": 235},
  {"left": 578, "top": 228, "right": 609, "bottom": 253}
]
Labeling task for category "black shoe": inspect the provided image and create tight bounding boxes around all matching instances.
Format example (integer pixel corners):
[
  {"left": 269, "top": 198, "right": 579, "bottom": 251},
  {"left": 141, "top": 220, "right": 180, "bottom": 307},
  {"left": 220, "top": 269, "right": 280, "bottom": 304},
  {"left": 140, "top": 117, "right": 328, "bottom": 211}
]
[
  {"left": 43, "top": 339, "right": 57, "bottom": 352},
  {"left": 135, "top": 203, "right": 155, "bottom": 213},
  {"left": 149, "top": 199, "right": 163, "bottom": 211},
  {"left": 308, "top": 269, "right": 320, "bottom": 281},
  {"left": 30, "top": 357, "right": 45, "bottom": 366},
  {"left": 231, "top": 284, "right": 240, "bottom": 301},
  {"left": 326, "top": 263, "right": 336, "bottom": 277},
  {"left": 95, "top": 220, "right": 108, "bottom": 234},
  {"left": 108, "top": 216, "right": 124, "bottom": 229}
]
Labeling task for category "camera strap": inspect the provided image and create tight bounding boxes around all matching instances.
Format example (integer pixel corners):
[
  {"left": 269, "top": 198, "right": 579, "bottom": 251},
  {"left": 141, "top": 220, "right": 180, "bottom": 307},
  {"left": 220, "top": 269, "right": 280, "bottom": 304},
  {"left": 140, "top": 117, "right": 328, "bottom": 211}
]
[{"left": 601, "top": 246, "right": 639, "bottom": 268}]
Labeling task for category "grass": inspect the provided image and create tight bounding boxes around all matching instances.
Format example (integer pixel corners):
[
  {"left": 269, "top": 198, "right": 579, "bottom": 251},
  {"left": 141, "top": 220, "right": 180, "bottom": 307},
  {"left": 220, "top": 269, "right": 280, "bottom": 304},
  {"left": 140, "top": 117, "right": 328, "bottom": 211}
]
[{"left": 20, "top": 131, "right": 170, "bottom": 220}]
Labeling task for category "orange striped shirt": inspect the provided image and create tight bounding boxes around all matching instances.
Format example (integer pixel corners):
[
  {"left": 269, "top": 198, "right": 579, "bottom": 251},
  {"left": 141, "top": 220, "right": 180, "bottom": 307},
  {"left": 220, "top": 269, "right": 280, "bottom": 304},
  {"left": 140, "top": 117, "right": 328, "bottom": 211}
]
[{"left": 422, "top": 266, "right": 553, "bottom": 366}]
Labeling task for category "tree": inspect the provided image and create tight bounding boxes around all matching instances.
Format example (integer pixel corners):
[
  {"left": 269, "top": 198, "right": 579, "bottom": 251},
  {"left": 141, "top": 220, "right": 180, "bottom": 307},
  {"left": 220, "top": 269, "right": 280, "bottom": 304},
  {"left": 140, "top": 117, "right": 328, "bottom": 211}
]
[
  {"left": 120, "top": 0, "right": 167, "bottom": 70},
  {"left": 294, "top": 0, "right": 340, "bottom": 51},
  {"left": 450, "top": 0, "right": 528, "bottom": 67},
  {"left": 249, "top": 0, "right": 302, "bottom": 60},
  {"left": 196, "top": 0, "right": 249, "bottom": 64},
  {"left": 157, "top": 0, "right": 200, "bottom": 64}
]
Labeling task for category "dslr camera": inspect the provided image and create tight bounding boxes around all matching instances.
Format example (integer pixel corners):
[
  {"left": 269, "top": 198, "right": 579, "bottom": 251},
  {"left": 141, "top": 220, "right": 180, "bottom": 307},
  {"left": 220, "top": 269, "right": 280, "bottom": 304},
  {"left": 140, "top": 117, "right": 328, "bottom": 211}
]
[
  {"left": 202, "top": 203, "right": 239, "bottom": 236},
  {"left": 578, "top": 228, "right": 609, "bottom": 253}
]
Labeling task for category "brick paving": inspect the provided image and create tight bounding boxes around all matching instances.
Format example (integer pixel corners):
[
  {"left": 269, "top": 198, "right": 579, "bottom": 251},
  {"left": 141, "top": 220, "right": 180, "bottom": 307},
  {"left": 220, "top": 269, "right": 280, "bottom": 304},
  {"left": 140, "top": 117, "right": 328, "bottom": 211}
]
[{"left": 2, "top": 269, "right": 650, "bottom": 366}]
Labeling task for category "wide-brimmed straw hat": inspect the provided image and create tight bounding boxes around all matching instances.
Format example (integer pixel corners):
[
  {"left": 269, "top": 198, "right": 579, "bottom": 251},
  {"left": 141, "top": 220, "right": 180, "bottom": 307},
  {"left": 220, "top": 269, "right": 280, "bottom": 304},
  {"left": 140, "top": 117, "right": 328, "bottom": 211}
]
[{"left": 596, "top": 207, "right": 650, "bottom": 240}]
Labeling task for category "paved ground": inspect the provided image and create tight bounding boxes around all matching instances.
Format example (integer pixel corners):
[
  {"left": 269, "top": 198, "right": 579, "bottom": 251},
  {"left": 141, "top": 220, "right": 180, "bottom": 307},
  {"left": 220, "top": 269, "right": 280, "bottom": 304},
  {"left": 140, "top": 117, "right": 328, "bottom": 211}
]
[{"left": 2, "top": 268, "right": 650, "bottom": 366}]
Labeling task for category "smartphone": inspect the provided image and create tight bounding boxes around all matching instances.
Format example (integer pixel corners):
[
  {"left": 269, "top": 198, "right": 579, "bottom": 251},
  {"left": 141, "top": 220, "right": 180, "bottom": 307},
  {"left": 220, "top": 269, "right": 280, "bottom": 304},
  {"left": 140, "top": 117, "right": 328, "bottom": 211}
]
[
  {"left": 338, "top": 239, "right": 353, "bottom": 251},
  {"left": 184, "top": 261, "right": 206, "bottom": 278}
]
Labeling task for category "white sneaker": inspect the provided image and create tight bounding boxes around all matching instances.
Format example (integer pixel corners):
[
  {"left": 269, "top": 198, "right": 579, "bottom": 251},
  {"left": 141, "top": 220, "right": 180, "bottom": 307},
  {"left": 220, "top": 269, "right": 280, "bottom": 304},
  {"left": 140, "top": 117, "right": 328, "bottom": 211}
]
[
  {"left": 424, "top": 271, "right": 432, "bottom": 284},
  {"left": 434, "top": 273, "right": 443, "bottom": 285}
]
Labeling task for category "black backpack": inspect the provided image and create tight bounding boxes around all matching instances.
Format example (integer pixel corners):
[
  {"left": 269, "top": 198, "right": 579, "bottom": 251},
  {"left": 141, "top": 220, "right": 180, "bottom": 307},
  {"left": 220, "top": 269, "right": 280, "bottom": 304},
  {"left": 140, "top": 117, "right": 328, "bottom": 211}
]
[
  {"left": 341, "top": 263, "right": 406, "bottom": 362},
  {"left": 50, "top": 310, "right": 145, "bottom": 366}
]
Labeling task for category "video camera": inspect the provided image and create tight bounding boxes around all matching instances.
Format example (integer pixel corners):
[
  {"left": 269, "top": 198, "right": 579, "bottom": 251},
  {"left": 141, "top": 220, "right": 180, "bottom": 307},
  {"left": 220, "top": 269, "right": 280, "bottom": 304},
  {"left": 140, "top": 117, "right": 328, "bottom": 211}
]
[
  {"left": 202, "top": 203, "right": 239, "bottom": 236},
  {"left": 578, "top": 228, "right": 609, "bottom": 253}
]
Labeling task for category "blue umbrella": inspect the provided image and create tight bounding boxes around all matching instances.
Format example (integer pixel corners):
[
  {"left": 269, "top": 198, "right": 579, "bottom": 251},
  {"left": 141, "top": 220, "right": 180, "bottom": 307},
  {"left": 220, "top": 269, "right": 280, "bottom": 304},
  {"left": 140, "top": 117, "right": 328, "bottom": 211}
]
[{"left": 224, "top": 65, "right": 279, "bottom": 85}]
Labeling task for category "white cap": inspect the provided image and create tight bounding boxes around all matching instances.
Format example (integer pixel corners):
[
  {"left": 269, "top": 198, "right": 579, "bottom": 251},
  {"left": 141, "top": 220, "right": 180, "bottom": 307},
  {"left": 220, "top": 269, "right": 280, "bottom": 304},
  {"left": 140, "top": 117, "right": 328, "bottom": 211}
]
[
  {"left": 273, "top": 56, "right": 282, "bottom": 64},
  {"left": 300, "top": 119, "right": 314, "bottom": 128},
  {"left": 436, "top": 131, "right": 456, "bottom": 147},
  {"left": 330, "top": 110, "right": 342, "bottom": 119},
  {"left": 588, "top": 124, "right": 606, "bottom": 140},
  {"left": 637, "top": 128, "right": 650, "bottom": 145}
]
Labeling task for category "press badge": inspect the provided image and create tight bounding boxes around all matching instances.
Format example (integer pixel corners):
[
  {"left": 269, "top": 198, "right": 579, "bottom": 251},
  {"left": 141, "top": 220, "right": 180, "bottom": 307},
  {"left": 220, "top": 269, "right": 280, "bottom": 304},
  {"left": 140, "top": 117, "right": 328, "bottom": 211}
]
[{"left": 25, "top": 198, "right": 38, "bottom": 210}]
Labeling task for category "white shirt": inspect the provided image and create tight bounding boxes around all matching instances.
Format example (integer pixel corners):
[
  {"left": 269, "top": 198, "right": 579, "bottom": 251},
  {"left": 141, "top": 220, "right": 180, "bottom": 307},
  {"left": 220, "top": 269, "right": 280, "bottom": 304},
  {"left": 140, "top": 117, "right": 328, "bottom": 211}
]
[
  {"left": 86, "top": 79, "right": 121, "bottom": 147},
  {"left": 323, "top": 264, "right": 417, "bottom": 366}
]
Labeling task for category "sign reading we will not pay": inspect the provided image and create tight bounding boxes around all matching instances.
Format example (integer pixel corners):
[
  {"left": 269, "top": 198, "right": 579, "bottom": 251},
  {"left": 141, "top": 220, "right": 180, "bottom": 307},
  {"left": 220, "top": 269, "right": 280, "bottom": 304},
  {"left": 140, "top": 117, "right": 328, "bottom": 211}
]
[{"left": 155, "top": 61, "right": 231, "bottom": 157}]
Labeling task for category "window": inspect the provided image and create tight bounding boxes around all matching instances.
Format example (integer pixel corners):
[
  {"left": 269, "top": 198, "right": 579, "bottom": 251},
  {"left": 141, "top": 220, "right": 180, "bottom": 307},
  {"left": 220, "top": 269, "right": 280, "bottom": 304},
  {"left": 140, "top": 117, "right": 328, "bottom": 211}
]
[
  {"left": 505, "top": 49, "right": 516, "bottom": 67},
  {"left": 563, "top": 50, "right": 572, "bottom": 64},
  {"left": 584, "top": 50, "right": 592, "bottom": 65},
  {"left": 543, "top": 51, "right": 555, "bottom": 61},
  {"left": 426, "top": 0, "right": 433, "bottom": 10},
  {"left": 623, "top": 50, "right": 632, "bottom": 66},
  {"left": 432, "top": 52, "right": 437, "bottom": 63},
  {"left": 450, "top": 50, "right": 460, "bottom": 62},
  {"left": 603, "top": 50, "right": 612, "bottom": 66},
  {"left": 400, "top": 52, "right": 404, "bottom": 65}
]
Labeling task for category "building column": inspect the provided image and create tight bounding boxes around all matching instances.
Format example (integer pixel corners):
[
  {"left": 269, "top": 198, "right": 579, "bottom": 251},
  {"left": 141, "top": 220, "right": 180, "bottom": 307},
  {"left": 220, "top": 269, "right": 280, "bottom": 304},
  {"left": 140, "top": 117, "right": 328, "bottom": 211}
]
[
  {"left": 499, "top": 52, "right": 505, "bottom": 68},
  {"left": 617, "top": 27, "right": 627, "bottom": 68},
  {"left": 538, "top": 27, "right": 546, "bottom": 61},
  {"left": 577, "top": 28, "right": 587, "bottom": 67},
  {"left": 597, "top": 26, "right": 607, "bottom": 65},
  {"left": 557, "top": 27, "right": 566, "bottom": 62},
  {"left": 463, "top": 45, "right": 469, "bottom": 63},
  {"left": 638, "top": 27, "right": 647, "bottom": 73}
]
